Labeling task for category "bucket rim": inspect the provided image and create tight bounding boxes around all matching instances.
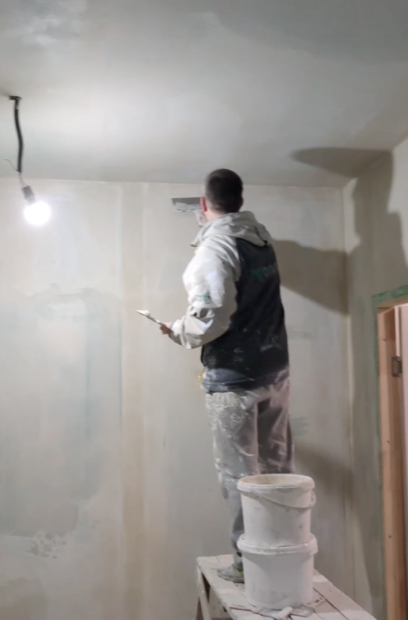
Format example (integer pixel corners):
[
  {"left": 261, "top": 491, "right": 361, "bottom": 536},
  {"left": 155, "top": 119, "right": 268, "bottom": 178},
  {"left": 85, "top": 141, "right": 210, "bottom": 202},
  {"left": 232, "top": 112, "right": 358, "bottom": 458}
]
[
  {"left": 237, "top": 474, "right": 315, "bottom": 492},
  {"left": 238, "top": 534, "right": 318, "bottom": 556}
]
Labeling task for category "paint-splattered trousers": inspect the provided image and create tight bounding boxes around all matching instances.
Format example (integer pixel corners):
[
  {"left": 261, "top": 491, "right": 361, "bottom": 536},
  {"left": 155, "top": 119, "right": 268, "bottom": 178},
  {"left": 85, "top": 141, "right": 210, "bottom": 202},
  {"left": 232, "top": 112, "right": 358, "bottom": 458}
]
[{"left": 205, "top": 367, "right": 294, "bottom": 567}]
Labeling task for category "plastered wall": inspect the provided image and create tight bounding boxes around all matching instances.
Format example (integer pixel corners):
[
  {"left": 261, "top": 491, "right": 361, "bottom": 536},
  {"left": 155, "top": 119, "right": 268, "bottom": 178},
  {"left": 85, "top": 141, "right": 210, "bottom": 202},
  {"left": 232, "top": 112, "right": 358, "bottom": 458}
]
[
  {"left": 0, "top": 180, "right": 124, "bottom": 620},
  {"left": 0, "top": 179, "right": 350, "bottom": 619},
  {"left": 343, "top": 137, "right": 408, "bottom": 620}
]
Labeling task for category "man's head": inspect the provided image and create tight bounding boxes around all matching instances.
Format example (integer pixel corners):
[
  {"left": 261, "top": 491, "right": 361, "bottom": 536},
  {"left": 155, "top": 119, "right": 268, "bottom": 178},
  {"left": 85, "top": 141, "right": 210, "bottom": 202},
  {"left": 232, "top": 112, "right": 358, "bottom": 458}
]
[{"left": 201, "top": 169, "right": 244, "bottom": 222}]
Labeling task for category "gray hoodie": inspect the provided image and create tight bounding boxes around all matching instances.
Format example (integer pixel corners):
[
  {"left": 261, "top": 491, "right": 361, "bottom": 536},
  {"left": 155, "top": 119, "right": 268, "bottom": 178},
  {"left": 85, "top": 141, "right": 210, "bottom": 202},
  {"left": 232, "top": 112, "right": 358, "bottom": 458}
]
[{"left": 171, "top": 211, "right": 275, "bottom": 349}]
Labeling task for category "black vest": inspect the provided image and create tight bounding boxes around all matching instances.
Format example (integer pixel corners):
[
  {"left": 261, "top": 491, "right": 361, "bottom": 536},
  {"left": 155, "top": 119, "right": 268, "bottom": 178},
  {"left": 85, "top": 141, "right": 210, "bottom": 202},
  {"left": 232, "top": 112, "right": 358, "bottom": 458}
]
[{"left": 201, "top": 238, "right": 288, "bottom": 392}]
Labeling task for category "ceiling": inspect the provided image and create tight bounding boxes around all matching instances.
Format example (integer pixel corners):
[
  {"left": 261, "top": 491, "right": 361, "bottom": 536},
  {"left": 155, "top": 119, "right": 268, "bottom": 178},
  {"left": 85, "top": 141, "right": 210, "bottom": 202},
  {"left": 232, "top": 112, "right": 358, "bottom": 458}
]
[{"left": 1, "top": 0, "right": 408, "bottom": 188}]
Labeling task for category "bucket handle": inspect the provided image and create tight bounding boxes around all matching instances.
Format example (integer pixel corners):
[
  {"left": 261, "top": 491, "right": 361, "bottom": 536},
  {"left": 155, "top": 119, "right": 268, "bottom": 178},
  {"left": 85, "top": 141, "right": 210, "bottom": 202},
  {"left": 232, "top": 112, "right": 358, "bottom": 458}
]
[{"left": 242, "top": 490, "right": 316, "bottom": 510}]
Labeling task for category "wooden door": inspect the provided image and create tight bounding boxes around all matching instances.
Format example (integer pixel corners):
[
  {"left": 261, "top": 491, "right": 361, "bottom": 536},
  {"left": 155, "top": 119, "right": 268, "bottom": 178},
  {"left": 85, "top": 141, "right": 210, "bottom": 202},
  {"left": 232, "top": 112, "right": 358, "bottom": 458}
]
[{"left": 378, "top": 308, "right": 408, "bottom": 620}]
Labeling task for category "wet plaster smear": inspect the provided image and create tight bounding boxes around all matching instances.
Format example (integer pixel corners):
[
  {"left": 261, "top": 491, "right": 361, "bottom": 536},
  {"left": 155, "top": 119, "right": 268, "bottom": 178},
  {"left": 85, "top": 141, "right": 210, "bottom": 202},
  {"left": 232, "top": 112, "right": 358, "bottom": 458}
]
[{"left": 0, "top": 179, "right": 349, "bottom": 620}]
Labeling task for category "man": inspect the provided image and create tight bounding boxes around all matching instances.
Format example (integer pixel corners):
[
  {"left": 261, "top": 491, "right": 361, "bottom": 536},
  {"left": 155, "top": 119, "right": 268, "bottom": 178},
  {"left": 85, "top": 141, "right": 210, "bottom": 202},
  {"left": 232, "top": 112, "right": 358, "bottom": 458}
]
[{"left": 161, "top": 169, "right": 294, "bottom": 583}]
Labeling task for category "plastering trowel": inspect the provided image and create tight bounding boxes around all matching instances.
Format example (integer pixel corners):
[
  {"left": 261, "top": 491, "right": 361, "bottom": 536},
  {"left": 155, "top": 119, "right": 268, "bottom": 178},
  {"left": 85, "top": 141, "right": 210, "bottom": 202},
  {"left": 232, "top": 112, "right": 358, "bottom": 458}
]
[
  {"left": 172, "top": 197, "right": 203, "bottom": 226},
  {"left": 135, "top": 309, "right": 166, "bottom": 327}
]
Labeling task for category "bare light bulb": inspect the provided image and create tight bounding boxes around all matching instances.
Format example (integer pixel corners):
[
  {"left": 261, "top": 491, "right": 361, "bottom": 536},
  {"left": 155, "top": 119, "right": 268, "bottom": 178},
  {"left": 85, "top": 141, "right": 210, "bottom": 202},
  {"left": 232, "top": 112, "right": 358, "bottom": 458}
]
[
  {"left": 24, "top": 201, "right": 51, "bottom": 226},
  {"left": 22, "top": 186, "right": 51, "bottom": 226}
]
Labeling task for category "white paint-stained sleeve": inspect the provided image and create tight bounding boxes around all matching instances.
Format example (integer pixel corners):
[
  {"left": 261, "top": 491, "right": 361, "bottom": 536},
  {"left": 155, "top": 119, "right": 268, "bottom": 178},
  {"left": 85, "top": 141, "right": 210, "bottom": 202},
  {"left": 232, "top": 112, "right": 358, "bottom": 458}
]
[{"left": 170, "top": 242, "right": 239, "bottom": 349}]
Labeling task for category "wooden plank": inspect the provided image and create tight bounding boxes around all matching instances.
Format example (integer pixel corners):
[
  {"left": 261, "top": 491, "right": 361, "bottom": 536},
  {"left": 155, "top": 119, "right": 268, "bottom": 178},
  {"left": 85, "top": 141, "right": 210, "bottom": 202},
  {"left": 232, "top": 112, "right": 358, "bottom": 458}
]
[
  {"left": 198, "top": 557, "right": 251, "bottom": 619},
  {"left": 196, "top": 567, "right": 212, "bottom": 620},
  {"left": 197, "top": 557, "right": 353, "bottom": 620},
  {"left": 196, "top": 557, "right": 378, "bottom": 619},
  {"left": 313, "top": 572, "right": 376, "bottom": 620},
  {"left": 209, "top": 586, "right": 230, "bottom": 620},
  {"left": 313, "top": 600, "right": 350, "bottom": 620},
  {"left": 378, "top": 309, "right": 408, "bottom": 620}
]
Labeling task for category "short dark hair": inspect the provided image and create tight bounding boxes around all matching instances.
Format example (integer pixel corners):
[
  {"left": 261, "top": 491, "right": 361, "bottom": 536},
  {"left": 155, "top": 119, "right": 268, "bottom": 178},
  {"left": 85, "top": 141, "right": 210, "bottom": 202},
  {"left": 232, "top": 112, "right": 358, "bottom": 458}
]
[{"left": 205, "top": 169, "right": 243, "bottom": 214}]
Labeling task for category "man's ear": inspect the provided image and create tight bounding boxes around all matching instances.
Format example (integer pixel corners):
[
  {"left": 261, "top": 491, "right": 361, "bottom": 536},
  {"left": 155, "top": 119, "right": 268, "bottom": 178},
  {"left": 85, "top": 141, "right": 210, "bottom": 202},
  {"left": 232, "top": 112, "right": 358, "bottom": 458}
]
[{"left": 200, "top": 196, "right": 208, "bottom": 213}]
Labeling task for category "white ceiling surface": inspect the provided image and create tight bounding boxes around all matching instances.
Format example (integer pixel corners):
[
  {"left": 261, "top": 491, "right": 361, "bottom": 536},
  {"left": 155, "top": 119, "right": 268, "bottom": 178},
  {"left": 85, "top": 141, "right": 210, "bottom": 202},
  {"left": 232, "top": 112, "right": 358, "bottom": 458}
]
[{"left": 1, "top": 0, "right": 408, "bottom": 187}]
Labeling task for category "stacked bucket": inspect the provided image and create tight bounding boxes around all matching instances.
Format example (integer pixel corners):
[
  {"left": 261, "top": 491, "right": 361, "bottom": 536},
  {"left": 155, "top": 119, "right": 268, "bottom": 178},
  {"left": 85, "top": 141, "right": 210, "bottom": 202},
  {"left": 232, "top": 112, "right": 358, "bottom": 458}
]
[{"left": 237, "top": 474, "right": 318, "bottom": 611}]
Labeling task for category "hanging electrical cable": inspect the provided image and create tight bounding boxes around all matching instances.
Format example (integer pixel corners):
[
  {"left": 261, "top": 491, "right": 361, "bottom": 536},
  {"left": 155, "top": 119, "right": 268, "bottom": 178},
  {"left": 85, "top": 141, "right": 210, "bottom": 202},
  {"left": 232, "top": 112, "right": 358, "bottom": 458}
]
[
  {"left": 9, "top": 96, "right": 25, "bottom": 188},
  {"left": 9, "top": 96, "right": 51, "bottom": 226}
]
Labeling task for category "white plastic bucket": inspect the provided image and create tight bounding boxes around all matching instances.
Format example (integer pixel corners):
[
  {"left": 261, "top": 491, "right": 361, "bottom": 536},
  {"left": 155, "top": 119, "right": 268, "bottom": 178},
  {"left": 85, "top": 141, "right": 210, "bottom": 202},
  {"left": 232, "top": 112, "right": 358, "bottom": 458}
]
[
  {"left": 238, "top": 535, "right": 318, "bottom": 610},
  {"left": 237, "top": 474, "right": 315, "bottom": 546}
]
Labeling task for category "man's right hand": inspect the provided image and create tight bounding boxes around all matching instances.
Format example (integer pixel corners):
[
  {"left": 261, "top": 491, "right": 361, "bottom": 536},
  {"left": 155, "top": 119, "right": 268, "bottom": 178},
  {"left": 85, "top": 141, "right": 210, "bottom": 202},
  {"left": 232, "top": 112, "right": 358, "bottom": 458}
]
[{"left": 160, "top": 323, "right": 172, "bottom": 337}]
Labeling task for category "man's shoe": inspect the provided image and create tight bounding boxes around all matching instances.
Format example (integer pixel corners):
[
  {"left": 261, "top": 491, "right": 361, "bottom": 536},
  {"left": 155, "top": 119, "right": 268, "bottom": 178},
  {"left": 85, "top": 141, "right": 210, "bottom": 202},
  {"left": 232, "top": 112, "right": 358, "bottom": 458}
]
[{"left": 217, "top": 564, "right": 244, "bottom": 583}]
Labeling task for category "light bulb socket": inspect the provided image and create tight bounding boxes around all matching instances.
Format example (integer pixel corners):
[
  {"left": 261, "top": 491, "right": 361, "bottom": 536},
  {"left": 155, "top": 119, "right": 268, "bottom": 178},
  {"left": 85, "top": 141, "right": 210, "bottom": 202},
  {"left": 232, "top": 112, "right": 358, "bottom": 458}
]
[{"left": 22, "top": 185, "right": 36, "bottom": 205}]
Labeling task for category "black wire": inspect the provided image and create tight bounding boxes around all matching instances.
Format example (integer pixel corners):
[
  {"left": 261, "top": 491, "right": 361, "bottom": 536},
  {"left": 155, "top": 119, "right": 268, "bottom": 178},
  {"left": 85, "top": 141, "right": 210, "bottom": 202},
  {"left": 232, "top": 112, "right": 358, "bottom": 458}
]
[{"left": 9, "top": 96, "right": 25, "bottom": 186}]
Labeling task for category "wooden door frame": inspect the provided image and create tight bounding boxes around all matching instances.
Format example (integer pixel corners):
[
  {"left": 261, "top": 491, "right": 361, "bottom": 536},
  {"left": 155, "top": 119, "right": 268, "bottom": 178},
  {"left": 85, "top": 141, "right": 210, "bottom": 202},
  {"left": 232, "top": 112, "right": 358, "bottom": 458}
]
[
  {"left": 373, "top": 285, "right": 408, "bottom": 620},
  {"left": 399, "top": 304, "right": 408, "bottom": 583}
]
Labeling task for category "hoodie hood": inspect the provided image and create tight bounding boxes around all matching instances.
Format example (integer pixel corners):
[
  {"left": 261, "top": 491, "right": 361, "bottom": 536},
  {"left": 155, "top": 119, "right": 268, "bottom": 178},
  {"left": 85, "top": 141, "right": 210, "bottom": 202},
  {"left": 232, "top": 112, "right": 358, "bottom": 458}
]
[{"left": 192, "top": 211, "right": 272, "bottom": 248}]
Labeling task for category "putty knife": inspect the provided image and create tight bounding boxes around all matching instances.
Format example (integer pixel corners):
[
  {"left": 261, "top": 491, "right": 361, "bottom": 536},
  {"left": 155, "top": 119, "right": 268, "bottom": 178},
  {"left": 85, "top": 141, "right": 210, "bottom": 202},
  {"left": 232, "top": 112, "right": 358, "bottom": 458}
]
[{"left": 136, "top": 309, "right": 165, "bottom": 327}]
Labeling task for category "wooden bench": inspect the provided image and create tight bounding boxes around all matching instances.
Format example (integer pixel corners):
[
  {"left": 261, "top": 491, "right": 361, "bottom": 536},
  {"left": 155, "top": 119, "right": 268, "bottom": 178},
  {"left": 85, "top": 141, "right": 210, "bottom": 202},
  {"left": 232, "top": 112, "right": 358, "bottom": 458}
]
[{"left": 196, "top": 555, "right": 377, "bottom": 620}]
